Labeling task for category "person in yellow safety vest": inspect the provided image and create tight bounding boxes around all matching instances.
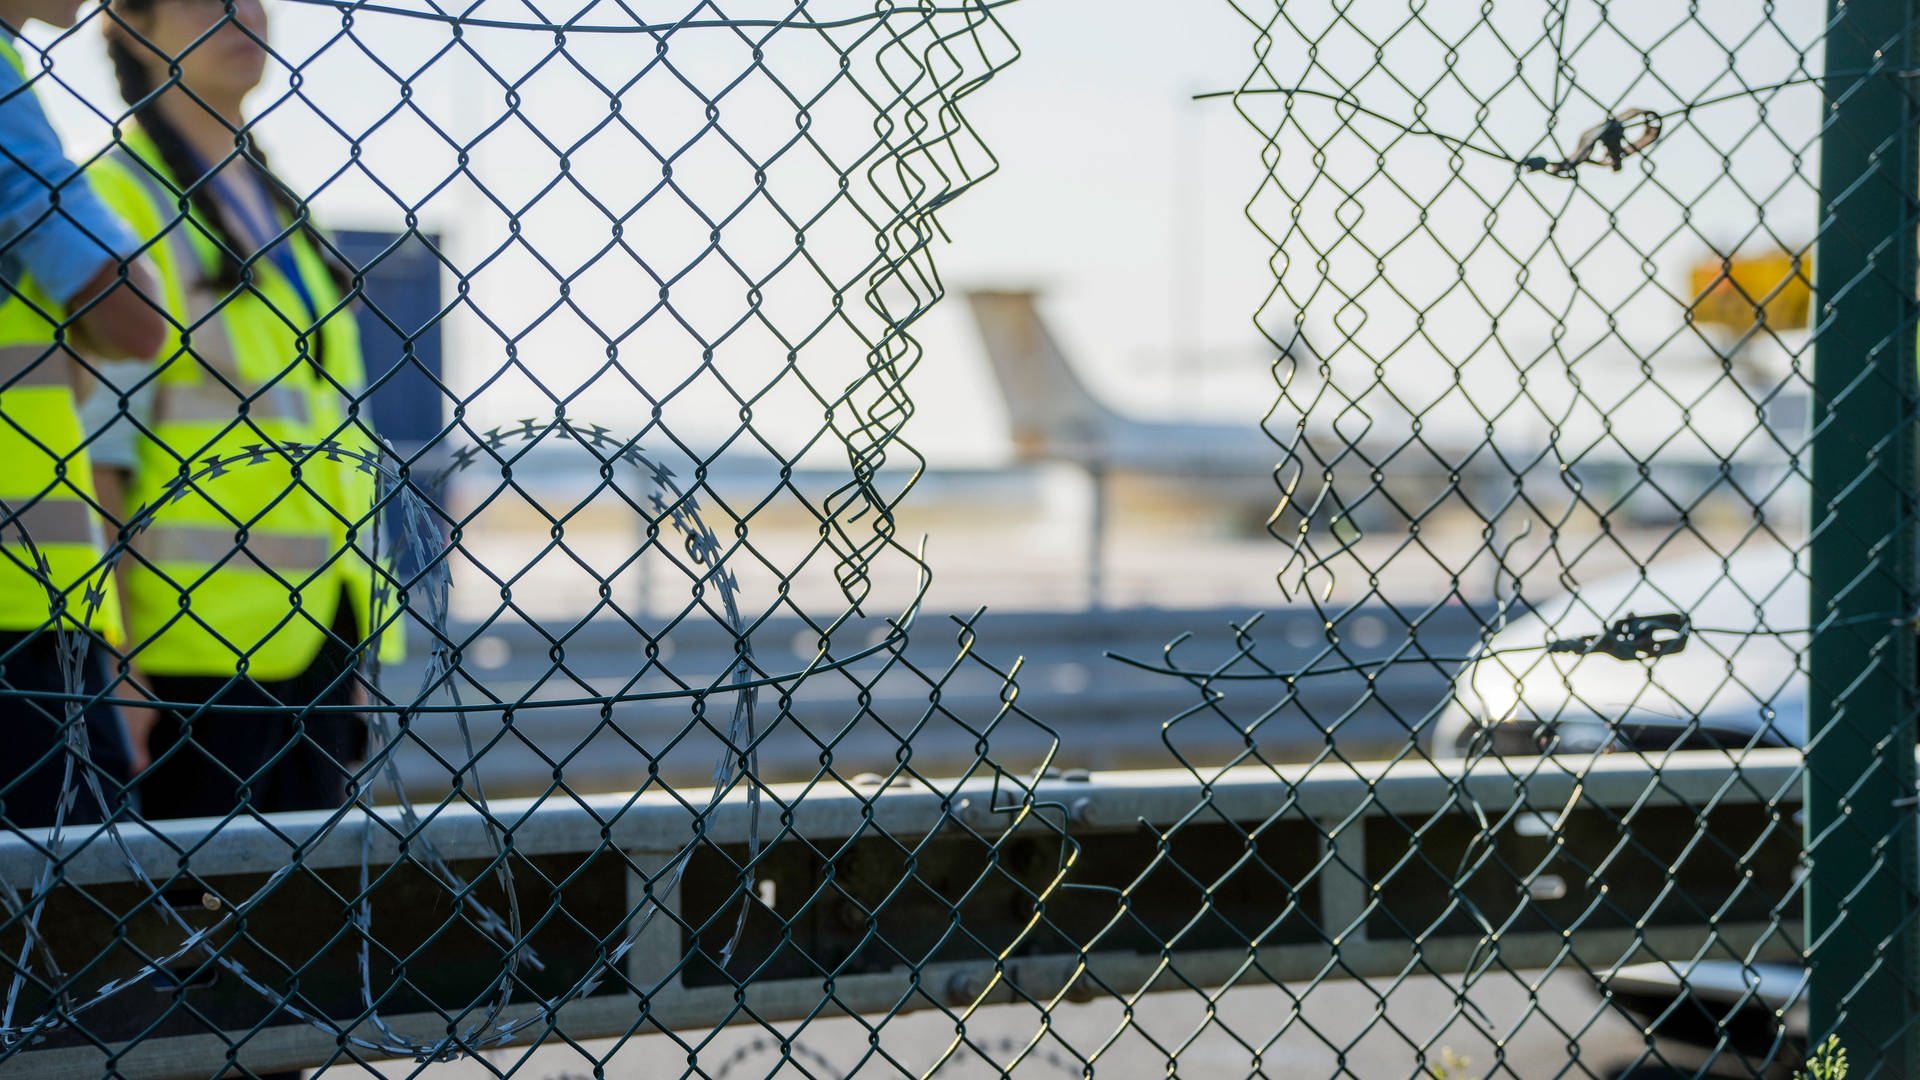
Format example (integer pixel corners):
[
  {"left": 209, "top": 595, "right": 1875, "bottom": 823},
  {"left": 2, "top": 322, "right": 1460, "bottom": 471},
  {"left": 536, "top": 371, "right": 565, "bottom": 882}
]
[
  {"left": 0, "top": 0, "right": 165, "bottom": 828},
  {"left": 85, "top": 0, "right": 395, "bottom": 821}
]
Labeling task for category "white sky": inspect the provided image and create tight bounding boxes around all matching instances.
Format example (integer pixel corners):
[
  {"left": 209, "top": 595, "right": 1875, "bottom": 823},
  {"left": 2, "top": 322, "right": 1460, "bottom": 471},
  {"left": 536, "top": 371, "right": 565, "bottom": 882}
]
[
  {"left": 27, "top": 0, "right": 1277, "bottom": 466},
  {"left": 28, "top": 0, "right": 1828, "bottom": 469}
]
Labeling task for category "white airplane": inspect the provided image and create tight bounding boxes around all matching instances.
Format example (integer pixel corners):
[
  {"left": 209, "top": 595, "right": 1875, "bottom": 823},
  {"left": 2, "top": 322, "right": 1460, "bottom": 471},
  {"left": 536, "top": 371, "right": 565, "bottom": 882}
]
[
  {"left": 963, "top": 289, "right": 1304, "bottom": 474},
  {"left": 961, "top": 287, "right": 1805, "bottom": 536}
]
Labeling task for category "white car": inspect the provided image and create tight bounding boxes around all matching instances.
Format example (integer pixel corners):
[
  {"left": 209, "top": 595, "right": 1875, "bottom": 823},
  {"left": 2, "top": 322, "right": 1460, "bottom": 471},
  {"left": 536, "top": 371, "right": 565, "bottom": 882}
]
[
  {"left": 1430, "top": 549, "right": 1811, "bottom": 1070},
  {"left": 1430, "top": 548, "right": 1807, "bottom": 759}
]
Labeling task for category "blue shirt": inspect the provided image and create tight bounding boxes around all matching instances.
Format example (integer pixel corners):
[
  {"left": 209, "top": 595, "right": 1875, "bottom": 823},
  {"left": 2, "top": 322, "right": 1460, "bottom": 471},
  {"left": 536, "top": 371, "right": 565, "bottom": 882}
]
[{"left": 0, "top": 30, "right": 135, "bottom": 304}]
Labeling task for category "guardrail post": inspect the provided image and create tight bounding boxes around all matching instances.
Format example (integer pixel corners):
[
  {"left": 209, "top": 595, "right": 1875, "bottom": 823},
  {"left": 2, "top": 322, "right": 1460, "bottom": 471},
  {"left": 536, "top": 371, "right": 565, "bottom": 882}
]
[{"left": 1808, "top": 0, "right": 1920, "bottom": 1071}]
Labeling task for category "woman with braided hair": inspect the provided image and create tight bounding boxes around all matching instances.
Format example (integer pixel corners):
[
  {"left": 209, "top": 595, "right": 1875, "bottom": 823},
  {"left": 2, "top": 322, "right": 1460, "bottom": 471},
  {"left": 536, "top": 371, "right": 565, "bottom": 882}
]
[{"left": 81, "top": 0, "right": 392, "bottom": 822}]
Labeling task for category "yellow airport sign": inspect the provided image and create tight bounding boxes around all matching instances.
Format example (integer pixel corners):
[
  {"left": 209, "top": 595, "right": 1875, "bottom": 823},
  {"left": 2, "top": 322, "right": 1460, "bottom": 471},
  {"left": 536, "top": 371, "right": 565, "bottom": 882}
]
[{"left": 1688, "top": 249, "right": 1811, "bottom": 333}]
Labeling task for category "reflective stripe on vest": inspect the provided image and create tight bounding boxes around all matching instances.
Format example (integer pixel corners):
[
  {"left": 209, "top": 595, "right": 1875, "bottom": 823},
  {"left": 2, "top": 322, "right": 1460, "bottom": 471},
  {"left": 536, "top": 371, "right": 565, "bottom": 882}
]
[
  {"left": 0, "top": 342, "right": 74, "bottom": 389},
  {"left": 0, "top": 407, "right": 115, "bottom": 636},
  {"left": 0, "top": 497, "right": 101, "bottom": 549},
  {"left": 132, "top": 525, "right": 329, "bottom": 568},
  {"left": 154, "top": 379, "right": 310, "bottom": 425}
]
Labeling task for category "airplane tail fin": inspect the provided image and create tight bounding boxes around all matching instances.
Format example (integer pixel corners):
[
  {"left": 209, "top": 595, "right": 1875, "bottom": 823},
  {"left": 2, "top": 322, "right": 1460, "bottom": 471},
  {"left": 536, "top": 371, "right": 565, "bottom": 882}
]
[{"left": 963, "top": 289, "right": 1118, "bottom": 462}]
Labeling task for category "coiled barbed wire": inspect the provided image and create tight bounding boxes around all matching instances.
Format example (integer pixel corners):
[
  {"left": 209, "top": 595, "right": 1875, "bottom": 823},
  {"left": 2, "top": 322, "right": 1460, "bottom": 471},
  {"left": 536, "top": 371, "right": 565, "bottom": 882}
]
[{"left": 0, "top": 418, "right": 925, "bottom": 1059}]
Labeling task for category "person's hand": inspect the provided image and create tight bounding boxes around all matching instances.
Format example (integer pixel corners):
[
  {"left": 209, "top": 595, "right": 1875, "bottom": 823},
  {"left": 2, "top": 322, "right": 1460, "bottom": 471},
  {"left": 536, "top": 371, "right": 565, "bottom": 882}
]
[
  {"left": 120, "top": 702, "right": 158, "bottom": 776},
  {"left": 115, "top": 667, "right": 160, "bottom": 776},
  {"left": 65, "top": 257, "right": 165, "bottom": 360}
]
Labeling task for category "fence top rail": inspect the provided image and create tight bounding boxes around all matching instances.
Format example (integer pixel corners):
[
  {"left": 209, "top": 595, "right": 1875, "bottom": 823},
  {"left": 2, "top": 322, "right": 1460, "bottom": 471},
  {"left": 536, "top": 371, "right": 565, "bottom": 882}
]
[{"left": 0, "top": 748, "right": 1804, "bottom": 888}]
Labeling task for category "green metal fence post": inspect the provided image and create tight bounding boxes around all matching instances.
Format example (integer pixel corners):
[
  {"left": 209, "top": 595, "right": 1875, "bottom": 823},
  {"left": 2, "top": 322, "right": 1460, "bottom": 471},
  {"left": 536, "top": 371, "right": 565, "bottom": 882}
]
[{"left": 1808, "top": 0, "right": 1920, "bottom": 1071}]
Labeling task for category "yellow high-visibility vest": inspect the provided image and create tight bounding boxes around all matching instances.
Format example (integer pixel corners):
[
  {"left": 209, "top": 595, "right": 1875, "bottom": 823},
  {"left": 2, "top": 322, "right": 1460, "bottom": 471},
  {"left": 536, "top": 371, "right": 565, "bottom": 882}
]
[
  {"left": 89, "top": 129, "right": 390, "bottom": 680},
  {"left": 0, "top": 35, "right": 120, "bottom": 641}
]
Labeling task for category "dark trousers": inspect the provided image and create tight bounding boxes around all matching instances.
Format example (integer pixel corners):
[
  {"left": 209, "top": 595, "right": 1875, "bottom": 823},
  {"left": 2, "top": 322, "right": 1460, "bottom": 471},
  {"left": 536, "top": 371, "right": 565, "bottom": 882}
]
[
  {"left": 140, "top": 641, "right": 368, "bottom": 1080},
  {"left": 138, "top": 635, "right": 369, "bottom": 820},
  {"left": 0, "top": 630, "right": 134, "bottom": 828},
  {"left": 140, "top": 642, "right": 366, "bottom": 1080}
]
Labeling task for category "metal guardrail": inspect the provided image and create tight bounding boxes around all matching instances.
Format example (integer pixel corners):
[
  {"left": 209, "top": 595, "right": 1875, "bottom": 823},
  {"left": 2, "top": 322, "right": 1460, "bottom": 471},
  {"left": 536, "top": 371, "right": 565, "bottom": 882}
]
[{"left": 7, "top": 749, "right": 1804, "bottom": 1078}]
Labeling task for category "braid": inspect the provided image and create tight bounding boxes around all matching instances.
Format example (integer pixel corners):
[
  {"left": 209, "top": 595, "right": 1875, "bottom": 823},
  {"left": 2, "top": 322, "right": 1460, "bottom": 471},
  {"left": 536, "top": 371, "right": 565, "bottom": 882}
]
[
  {"left": 104, "top": 28, "right": 353, "bottom": 301},
  {"left": 106, "top": 32, "right": 244, "bottom": 291}
]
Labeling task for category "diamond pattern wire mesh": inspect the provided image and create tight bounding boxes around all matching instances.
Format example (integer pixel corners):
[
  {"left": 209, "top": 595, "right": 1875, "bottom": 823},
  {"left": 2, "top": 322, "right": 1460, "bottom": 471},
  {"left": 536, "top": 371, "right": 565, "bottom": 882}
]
[
  {"left": 0, "top": 0, "right": 1914, "bottom": 1076},
  {"left": 0, "top": 0, "right": 1079, "bottom": 1073},
  {"left": 1209, "top": 0, "right": 1910, "bottom": 1077}
]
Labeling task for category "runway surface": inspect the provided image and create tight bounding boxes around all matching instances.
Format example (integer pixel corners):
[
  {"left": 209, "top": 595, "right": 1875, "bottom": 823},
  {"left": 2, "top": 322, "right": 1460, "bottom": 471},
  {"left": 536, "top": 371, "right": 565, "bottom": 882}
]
[
  {"left": 369, "top": 604, "right": 1491, "bottom": 798},
  {"left": 349, "top": 970, "right": 1716, "bottom": 1079}
]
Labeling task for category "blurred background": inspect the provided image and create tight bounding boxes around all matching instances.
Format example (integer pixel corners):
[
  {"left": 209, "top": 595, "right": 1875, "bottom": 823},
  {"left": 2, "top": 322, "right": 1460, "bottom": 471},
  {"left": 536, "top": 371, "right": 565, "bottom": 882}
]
[{"left": 25, "top": 0, "right": 1818, "bottom": 789}]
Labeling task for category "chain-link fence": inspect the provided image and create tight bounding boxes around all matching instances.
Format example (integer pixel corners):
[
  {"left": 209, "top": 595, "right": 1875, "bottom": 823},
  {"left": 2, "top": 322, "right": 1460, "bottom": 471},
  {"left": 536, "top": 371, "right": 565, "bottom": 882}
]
[{"left": 0, "top": 0, "right": 1911, "bottom": 1076}]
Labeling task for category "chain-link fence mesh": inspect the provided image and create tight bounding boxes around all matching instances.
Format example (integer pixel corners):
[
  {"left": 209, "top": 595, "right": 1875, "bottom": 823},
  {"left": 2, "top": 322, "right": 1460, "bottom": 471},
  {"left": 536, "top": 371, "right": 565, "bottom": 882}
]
[
  {"left": 1215, "top": 1, "right": 1906, "bottom": 1075},
  {"left": 0, "top": 0, "right": 1911, "bottom": 1076}
]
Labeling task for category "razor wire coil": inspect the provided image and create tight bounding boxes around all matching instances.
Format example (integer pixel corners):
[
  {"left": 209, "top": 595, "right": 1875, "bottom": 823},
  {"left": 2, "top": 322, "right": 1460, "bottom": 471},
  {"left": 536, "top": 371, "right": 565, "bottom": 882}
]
[{"left": 0, "top": 422, "right": 770, "bottom": 1055}]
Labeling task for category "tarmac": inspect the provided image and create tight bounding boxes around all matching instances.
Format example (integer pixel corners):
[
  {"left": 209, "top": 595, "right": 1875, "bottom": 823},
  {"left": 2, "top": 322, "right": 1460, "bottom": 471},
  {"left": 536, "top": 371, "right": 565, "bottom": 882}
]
[{"left": 350, "top": 970, "right": 1693, "bottom": 1078}]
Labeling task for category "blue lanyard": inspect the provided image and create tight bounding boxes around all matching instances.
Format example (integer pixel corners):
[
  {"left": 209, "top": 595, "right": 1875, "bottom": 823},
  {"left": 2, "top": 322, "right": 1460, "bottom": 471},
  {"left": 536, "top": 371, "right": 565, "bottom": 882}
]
[
  {"left": 183, "top": 147, "right": 320, "bottom": 321},
  {"left": 217, "top": 170, "right": 318, "bottom": 320}
]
